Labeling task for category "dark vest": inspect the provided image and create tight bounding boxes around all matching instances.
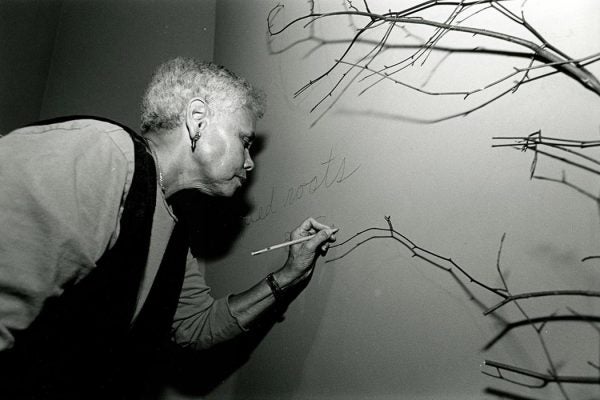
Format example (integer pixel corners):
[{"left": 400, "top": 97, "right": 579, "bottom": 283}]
[{"left": 1, "top": 118, "right": 188, "bottom": 400}]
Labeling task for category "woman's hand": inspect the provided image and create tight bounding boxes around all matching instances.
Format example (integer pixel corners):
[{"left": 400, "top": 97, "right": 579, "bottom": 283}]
[{"left": 278, "top": 217, "right": 337, "bottom": 287}]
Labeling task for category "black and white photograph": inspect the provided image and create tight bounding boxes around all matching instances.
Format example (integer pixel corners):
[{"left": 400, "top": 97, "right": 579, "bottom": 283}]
[{"left": 1, "top": 1, "right": 600, "bottom": 399}]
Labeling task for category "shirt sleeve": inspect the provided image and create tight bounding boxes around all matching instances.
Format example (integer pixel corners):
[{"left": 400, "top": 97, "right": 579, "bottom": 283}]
[
  {"left": 0, "top": 120, "right": 133, "bottom": 351},
  {"left": 171, "top": 250, "right": 245, "bottom": 351}
]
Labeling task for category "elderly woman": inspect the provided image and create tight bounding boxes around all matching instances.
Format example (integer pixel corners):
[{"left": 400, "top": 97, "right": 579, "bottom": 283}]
[{"left": 0, "top": 57, "right": 336, "bottom": 399}]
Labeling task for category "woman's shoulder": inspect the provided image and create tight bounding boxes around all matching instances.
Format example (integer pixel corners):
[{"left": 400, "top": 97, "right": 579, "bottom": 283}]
[{"left": 4, "top": 116, "right": 137, "bottom": 164}]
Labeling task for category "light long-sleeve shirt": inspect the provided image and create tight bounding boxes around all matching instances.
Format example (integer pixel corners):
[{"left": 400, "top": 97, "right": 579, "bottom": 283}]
[{"left": 0, "top": 118, "right": 244, "bottom": 352}]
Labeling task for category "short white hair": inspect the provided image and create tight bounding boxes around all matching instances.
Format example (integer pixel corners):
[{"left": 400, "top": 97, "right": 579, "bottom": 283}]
[{"left": 140, "top": 57, "right": 266, "bottom": 133}]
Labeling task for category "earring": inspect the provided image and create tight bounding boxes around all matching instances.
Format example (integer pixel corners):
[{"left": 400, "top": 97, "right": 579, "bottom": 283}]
[{"left": 191, "top": 133, "right": 200, "bottom": 152}]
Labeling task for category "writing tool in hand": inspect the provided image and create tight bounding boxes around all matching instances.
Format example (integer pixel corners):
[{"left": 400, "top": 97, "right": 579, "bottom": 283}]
[{"left": 251, "top": 228, "right": 339, "bottom": 256}]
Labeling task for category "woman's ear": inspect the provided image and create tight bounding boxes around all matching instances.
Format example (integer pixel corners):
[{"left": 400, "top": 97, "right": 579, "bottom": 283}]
[{"left": 186, "top": 97, "right": 208, "bottom": 140}]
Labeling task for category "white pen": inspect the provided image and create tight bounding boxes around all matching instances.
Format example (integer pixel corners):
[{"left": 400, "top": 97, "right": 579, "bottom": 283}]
[{"left": 251, "top": 228, "right": 339, "bottom": 256}]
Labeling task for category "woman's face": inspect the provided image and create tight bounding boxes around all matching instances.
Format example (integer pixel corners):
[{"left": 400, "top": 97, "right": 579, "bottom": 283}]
[{"left": 190, "top": 107, "right": 256, "bottom": 197}]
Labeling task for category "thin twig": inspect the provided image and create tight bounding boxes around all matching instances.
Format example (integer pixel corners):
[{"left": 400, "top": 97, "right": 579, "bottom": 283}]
[
  {"left": 484, "top": 315, "right": 600, "bottom": 351},
  {"left": 483, "top": 359, "right": 600, "bottom": 387},
  {"left": 328, "top": 217, "right": 509, "bottom": 297},
  {"left": 269, "top": 5, "right": 600, "bottom": 99},
  {"left": 492, "top": 233, "right": 570, "bottom": 398},
  {"left": 485, "top": 290, "right": 600, "bottom": 315}
]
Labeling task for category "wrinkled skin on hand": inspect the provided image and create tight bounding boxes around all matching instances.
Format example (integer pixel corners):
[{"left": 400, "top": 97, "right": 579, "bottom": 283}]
[{"left": 282, "top": 217, "right": 337, "bottom": 285}]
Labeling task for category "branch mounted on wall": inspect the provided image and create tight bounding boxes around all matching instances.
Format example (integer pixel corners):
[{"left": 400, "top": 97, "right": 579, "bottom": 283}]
[
  {"left": 269, "top": 1, "right": 600, "bottom": 399},
  {"left": 327, "top": 216, "right": 600, "bottom": 398},
  {"left": 268, "top": 0, "right": 600, "bottom": 125}
]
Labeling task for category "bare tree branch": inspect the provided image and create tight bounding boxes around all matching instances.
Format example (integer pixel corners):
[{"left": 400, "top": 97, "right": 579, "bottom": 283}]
[
  {"left": 270, "top": 3, "right": 600, "bottom": 398},
  {"left": 327, "top": 218, "right": 600, "bottom": 398},
  {"left": 269, "top": 1, "right": 600, "bottom": 123},
  {"left": 485, "top": 290, "right": 600, "bottom": 315},
  {"left": 483, "top": 359, "right": 600, "bottom": 387},
  {"left": 493, "top": 132, "right": 600, "bottom": 178},
  {"left": 484, "top": 315, "right": 600, "bottom": 351},
  {"left": 327, "top": 218, "right": 509, "bottom": 298},
  {"left": 492, "top": 234, "right": 570, "bottom": 398}
]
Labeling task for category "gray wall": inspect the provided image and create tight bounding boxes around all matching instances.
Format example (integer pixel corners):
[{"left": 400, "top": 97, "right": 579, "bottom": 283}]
[
  {"left": 40, "top": 0, "right": 216, "bottom": 130},
  {"left": 0, "top": 0, "right": 62, "bottom": 134},
  {"left": 205, "top": 1, "right": 600, "bottom": 399},
  {"left": 1, "top": 0, "right": 216, "bottom": 133}
]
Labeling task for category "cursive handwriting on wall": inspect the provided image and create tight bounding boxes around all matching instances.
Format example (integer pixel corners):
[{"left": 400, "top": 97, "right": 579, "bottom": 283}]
[{"left": 243, "top": 147, "right": 360, "bottom": 226}]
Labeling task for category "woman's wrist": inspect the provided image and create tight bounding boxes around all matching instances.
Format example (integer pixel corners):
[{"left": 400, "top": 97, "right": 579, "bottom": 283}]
[
  {"left": 265, "top": 272, "right": 284, "bottom": 301},
  {"left": 272, "top": 267, "right": 301, "bottom": 291}
]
